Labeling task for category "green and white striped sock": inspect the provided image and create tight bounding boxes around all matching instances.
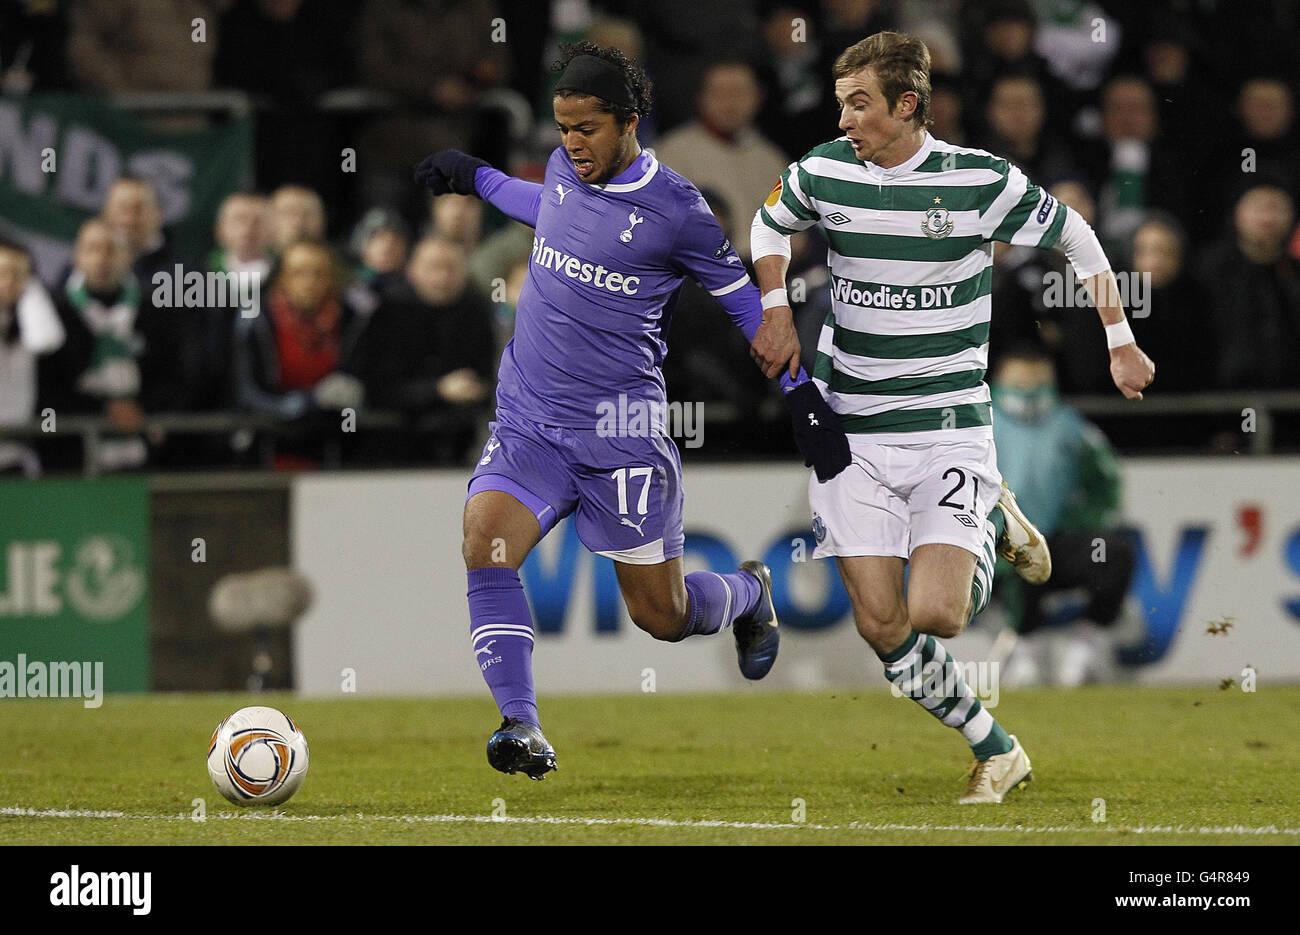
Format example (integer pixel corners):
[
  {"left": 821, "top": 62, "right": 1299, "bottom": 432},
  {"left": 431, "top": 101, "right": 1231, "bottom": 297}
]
[
  {"left": 880, "top": 629, "right": 1013, "bottom": 761},
  {"left": 969, "top": 507, "right": 1004, "bottom": 623}
]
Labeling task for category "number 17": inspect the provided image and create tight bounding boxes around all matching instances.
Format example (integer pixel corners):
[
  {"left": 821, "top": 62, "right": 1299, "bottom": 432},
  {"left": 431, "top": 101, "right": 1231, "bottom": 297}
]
[{"left": 611, "top": 466, "right": 653, "bottom": 515}]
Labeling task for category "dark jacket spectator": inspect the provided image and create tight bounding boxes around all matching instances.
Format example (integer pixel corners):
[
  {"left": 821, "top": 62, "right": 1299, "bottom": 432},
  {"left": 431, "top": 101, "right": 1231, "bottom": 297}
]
[
  {"left": 101, "top": 177, "right": 204, "bottom": 414},
  {"left": 959, "top": 0, "right": 1076, "bottom": 141},
  {"left": 977, "top": 72, "right": 1078, "bottom": 187},
  {"left": 361, "top": 238, "right": 493, "bottom": 412},
  {"left": 359, "top": 237, "right": 494, "bottom": 463},
  {"left": 1196, "top": 77, "right": 1300, "bottom": 242},
  {"left": 1127, "top": 215, "right": 1214, "bottom": 392},
  {"left": 1198, "top": 185, "right": 1300, "bottom": 389}
]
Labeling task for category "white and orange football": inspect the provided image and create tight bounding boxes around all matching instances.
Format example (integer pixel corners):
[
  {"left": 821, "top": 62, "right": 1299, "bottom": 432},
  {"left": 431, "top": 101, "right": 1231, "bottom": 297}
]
[{"left": 207, "top": 706, "right": 309, "bottom": 807}]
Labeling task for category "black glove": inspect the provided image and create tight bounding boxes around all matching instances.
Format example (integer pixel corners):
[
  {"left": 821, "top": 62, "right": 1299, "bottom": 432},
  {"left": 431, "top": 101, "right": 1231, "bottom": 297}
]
[
  {"left": 413, "top": 150, "right": 489, "bottom": 197},
  {"left": 785, "top": 381, "right": 852, "bottom": 482}
]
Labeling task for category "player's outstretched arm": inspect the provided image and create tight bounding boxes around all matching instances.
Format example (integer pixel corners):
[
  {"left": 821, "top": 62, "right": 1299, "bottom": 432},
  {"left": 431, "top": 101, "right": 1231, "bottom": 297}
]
[
  {"left": 985, "top": 164, "right": 1156, "bottom": 400},
  {"left": 1050, "top": 206, "right": 1156, "bottom": 399},
  {"left": 749, "top": 212, "right": 850, "bottom": 482},
  {"left": 750, "top": 220, "right": 800, "bottom": 380},
  {"left": 1055, "top": 210, "right": 1159, "bottom": 400},
  {"left": 1084, "top": 270, "right": 1156, "bottom": 400},
  {"left": 750, "top": 254, "right": 801, "bottom": 380},
  {"left": 414, "top": 150, "right": 486, "bottom": 196},
  {"left": 414, "top": 150, "right": 543, "bottom": 227}
]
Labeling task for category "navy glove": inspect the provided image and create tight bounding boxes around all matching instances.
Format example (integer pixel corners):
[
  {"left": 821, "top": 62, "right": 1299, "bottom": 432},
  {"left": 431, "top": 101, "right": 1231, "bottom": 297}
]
[
  {"left": 785, "top": 381, "right": 852, "bottom": 482},
  {"left": 414, "top": 150, "right": 489, "bottom": 197}
]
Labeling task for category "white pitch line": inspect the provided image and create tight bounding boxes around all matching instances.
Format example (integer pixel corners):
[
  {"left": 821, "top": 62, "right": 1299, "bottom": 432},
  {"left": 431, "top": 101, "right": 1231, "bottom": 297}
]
[{"left": 3, "top": 806, "right": 1297, "bottom": 837}]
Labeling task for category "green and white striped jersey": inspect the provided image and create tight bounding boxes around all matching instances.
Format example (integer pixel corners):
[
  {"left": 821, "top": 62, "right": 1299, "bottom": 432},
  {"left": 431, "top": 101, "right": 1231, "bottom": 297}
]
[{"left": 759, "top": 132, "right": 1068, "bottom": 443}]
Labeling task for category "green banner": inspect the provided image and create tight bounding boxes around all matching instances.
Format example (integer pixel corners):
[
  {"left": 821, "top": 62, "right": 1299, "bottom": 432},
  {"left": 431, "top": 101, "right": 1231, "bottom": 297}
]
[
  {"left": 0, "top": 93, "right": 252, "bottom": 276},
  {"left": 0, "top": 478, "right": 150, "bottom": 695}
]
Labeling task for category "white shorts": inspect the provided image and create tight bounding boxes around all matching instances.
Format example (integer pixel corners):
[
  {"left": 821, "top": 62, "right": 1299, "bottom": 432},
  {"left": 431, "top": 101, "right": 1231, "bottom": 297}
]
[{"left": 809, "top": 437, "right": 1002, "bottom": 560}]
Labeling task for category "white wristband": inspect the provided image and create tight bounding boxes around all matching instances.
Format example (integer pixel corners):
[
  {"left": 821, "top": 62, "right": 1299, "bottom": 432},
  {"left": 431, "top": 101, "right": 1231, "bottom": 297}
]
[
  {"left": 1105, "top": 317, "right": 1135, "bottom": 349},
  {"left": 761, "top": 288, "right": 789, "bottom": 310}
]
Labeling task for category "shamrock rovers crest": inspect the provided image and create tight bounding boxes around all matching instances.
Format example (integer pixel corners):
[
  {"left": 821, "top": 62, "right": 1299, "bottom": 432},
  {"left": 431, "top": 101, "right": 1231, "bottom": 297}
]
[{"left": 922, "top": 197, "right": 953, "bottom": 239}]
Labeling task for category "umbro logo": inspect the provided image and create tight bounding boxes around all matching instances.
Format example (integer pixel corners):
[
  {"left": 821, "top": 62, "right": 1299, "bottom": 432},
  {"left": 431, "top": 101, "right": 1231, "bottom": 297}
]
[
  {"left": 954, "top": 514, "right": 979, "bottom": 528},
  {"left": 824, "top": 211, "right": 851, "bottom": 225},
  {"left": 555, "top": 183, "right": 572, "bottom": 204}
]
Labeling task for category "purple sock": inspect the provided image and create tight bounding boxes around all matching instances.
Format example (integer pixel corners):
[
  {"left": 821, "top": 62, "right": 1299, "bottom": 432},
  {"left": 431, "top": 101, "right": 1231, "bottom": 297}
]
[
  {"left": 681, "top": 570, "right": 762, "bottom": 638},
  {"left": 467, "top": 567, "right": 539, "bottom": 727}
]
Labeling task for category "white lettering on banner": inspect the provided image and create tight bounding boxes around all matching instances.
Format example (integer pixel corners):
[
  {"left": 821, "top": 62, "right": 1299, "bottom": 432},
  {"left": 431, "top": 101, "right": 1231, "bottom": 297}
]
[
  {"left": 290, "top": 462, "right": 1300, "bottom": 696},
  {"left": 531, "top": 236, "right": 641, "bottom": 295},
  {"left": 0, "top": 100, "right": 192, "bottom": 221}
]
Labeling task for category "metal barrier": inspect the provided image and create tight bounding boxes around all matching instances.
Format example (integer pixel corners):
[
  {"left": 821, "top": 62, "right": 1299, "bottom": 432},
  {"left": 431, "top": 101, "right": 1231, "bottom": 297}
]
[
  {"left": 1, "top": 391, "right": 1296, "bottom": 476},
  {"left": 0, "top": 410, "right": 406, "bottom": 477},
  {"left": 1065, "top": 390, "right": 1300, "bottom": 455}
]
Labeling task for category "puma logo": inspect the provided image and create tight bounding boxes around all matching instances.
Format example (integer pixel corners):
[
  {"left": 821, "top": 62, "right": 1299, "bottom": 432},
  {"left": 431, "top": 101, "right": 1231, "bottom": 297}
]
[
  {"left": 620, "top": 516, "right": 647, "bottom": 536},
  {"left": 475, "top": 640, "right": 497, "bottom": 656},
  {"left": 807, "top": 413, "right": 819, "bottom": 427}
]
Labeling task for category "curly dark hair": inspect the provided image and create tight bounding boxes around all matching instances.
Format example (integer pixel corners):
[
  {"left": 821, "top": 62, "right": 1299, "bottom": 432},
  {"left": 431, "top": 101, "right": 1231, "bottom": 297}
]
[{"left": 551, "top": 41, "right": 653, "bottom": 127}]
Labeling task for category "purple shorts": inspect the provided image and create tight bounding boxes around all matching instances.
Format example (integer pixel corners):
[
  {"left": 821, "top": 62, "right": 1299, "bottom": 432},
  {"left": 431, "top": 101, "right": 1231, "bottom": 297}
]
[{"left": 467, "top": 408, "right": 685, "bottom": 565}]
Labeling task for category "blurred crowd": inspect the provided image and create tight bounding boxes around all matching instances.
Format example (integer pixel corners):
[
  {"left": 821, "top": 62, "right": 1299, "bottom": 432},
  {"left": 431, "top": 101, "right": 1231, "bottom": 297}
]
[{"left": 2, "top": 0, "right": 1300, "bottom": 473}]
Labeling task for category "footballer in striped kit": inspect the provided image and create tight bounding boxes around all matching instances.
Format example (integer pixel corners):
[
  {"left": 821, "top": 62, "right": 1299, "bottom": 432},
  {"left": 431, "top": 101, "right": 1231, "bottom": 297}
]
[{"left": 751, "top": 31, "right": 1155, "bottom": 803}]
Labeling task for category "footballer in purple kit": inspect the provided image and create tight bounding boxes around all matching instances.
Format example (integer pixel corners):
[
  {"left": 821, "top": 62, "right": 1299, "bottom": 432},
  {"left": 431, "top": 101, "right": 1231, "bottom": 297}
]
[{"left": 414, "top": 42, "right": 851, "bottom": 779}]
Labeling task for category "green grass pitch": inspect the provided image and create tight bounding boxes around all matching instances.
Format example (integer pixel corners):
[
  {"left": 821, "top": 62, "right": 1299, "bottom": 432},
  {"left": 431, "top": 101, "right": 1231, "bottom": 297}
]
[{"left": 2, "top": 686, "right": 1296, "bottom": 845}]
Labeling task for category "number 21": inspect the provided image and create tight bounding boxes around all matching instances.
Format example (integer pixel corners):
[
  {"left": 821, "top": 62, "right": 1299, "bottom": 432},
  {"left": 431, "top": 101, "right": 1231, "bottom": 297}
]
[{"left": 937, "top": 467, "right": 979, "bottom": 514}]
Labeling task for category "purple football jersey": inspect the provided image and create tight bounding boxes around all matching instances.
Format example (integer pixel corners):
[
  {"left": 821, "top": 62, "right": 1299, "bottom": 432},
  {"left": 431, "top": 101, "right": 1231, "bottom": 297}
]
[{"left": 494, "top": 148, "right": 751, "bottom": 429}]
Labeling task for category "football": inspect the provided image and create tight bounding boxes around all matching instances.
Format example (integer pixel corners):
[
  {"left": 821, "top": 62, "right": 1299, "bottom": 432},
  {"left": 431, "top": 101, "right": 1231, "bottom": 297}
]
[{"left": 206, "top": 706, "right": 310, "bottom": 807}]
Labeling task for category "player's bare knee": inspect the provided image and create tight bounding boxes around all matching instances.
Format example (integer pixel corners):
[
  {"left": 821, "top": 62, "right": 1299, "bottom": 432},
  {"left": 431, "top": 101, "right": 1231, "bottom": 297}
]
[
  {"left": 909, "top": 601, "right": 966, "bottom": 640},
  {"left": 627, "top": 602, "right": 687, "bottom": 641},
  {"left": 852, "top": 610, "right": 909, "bottom": 653},
  {"left": 462, "top": 520, "right": 508, "bottom": 570},
  {"left": 462, "top": 537, "right": 490, "bottom": 570}
]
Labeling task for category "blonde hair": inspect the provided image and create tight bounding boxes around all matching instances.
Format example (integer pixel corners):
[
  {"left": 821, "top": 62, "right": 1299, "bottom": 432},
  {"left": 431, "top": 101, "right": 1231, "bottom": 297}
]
[{"left": 833, "top": 31, "right": 932, "bottom": 128}]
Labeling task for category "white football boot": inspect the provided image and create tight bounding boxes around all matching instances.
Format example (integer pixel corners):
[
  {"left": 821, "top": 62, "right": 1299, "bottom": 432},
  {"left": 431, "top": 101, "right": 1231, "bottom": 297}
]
[
  {"left": 995, "top": 482, "right": 1052, "bottom": 585},
  {"left": 958, "top": 734, "right": 1033, "bottom": 804}
]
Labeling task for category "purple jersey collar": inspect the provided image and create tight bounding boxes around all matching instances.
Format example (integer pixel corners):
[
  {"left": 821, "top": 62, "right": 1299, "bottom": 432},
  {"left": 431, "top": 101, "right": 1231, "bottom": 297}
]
[{"left": 585, "top": 149, "right": 659, "bottom": 192}]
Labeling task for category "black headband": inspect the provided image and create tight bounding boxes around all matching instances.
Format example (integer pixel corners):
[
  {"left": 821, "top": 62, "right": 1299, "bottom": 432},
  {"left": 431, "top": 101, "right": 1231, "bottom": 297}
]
[{"left": 554, "top": 54, "right": 636, "bottom": 112}]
